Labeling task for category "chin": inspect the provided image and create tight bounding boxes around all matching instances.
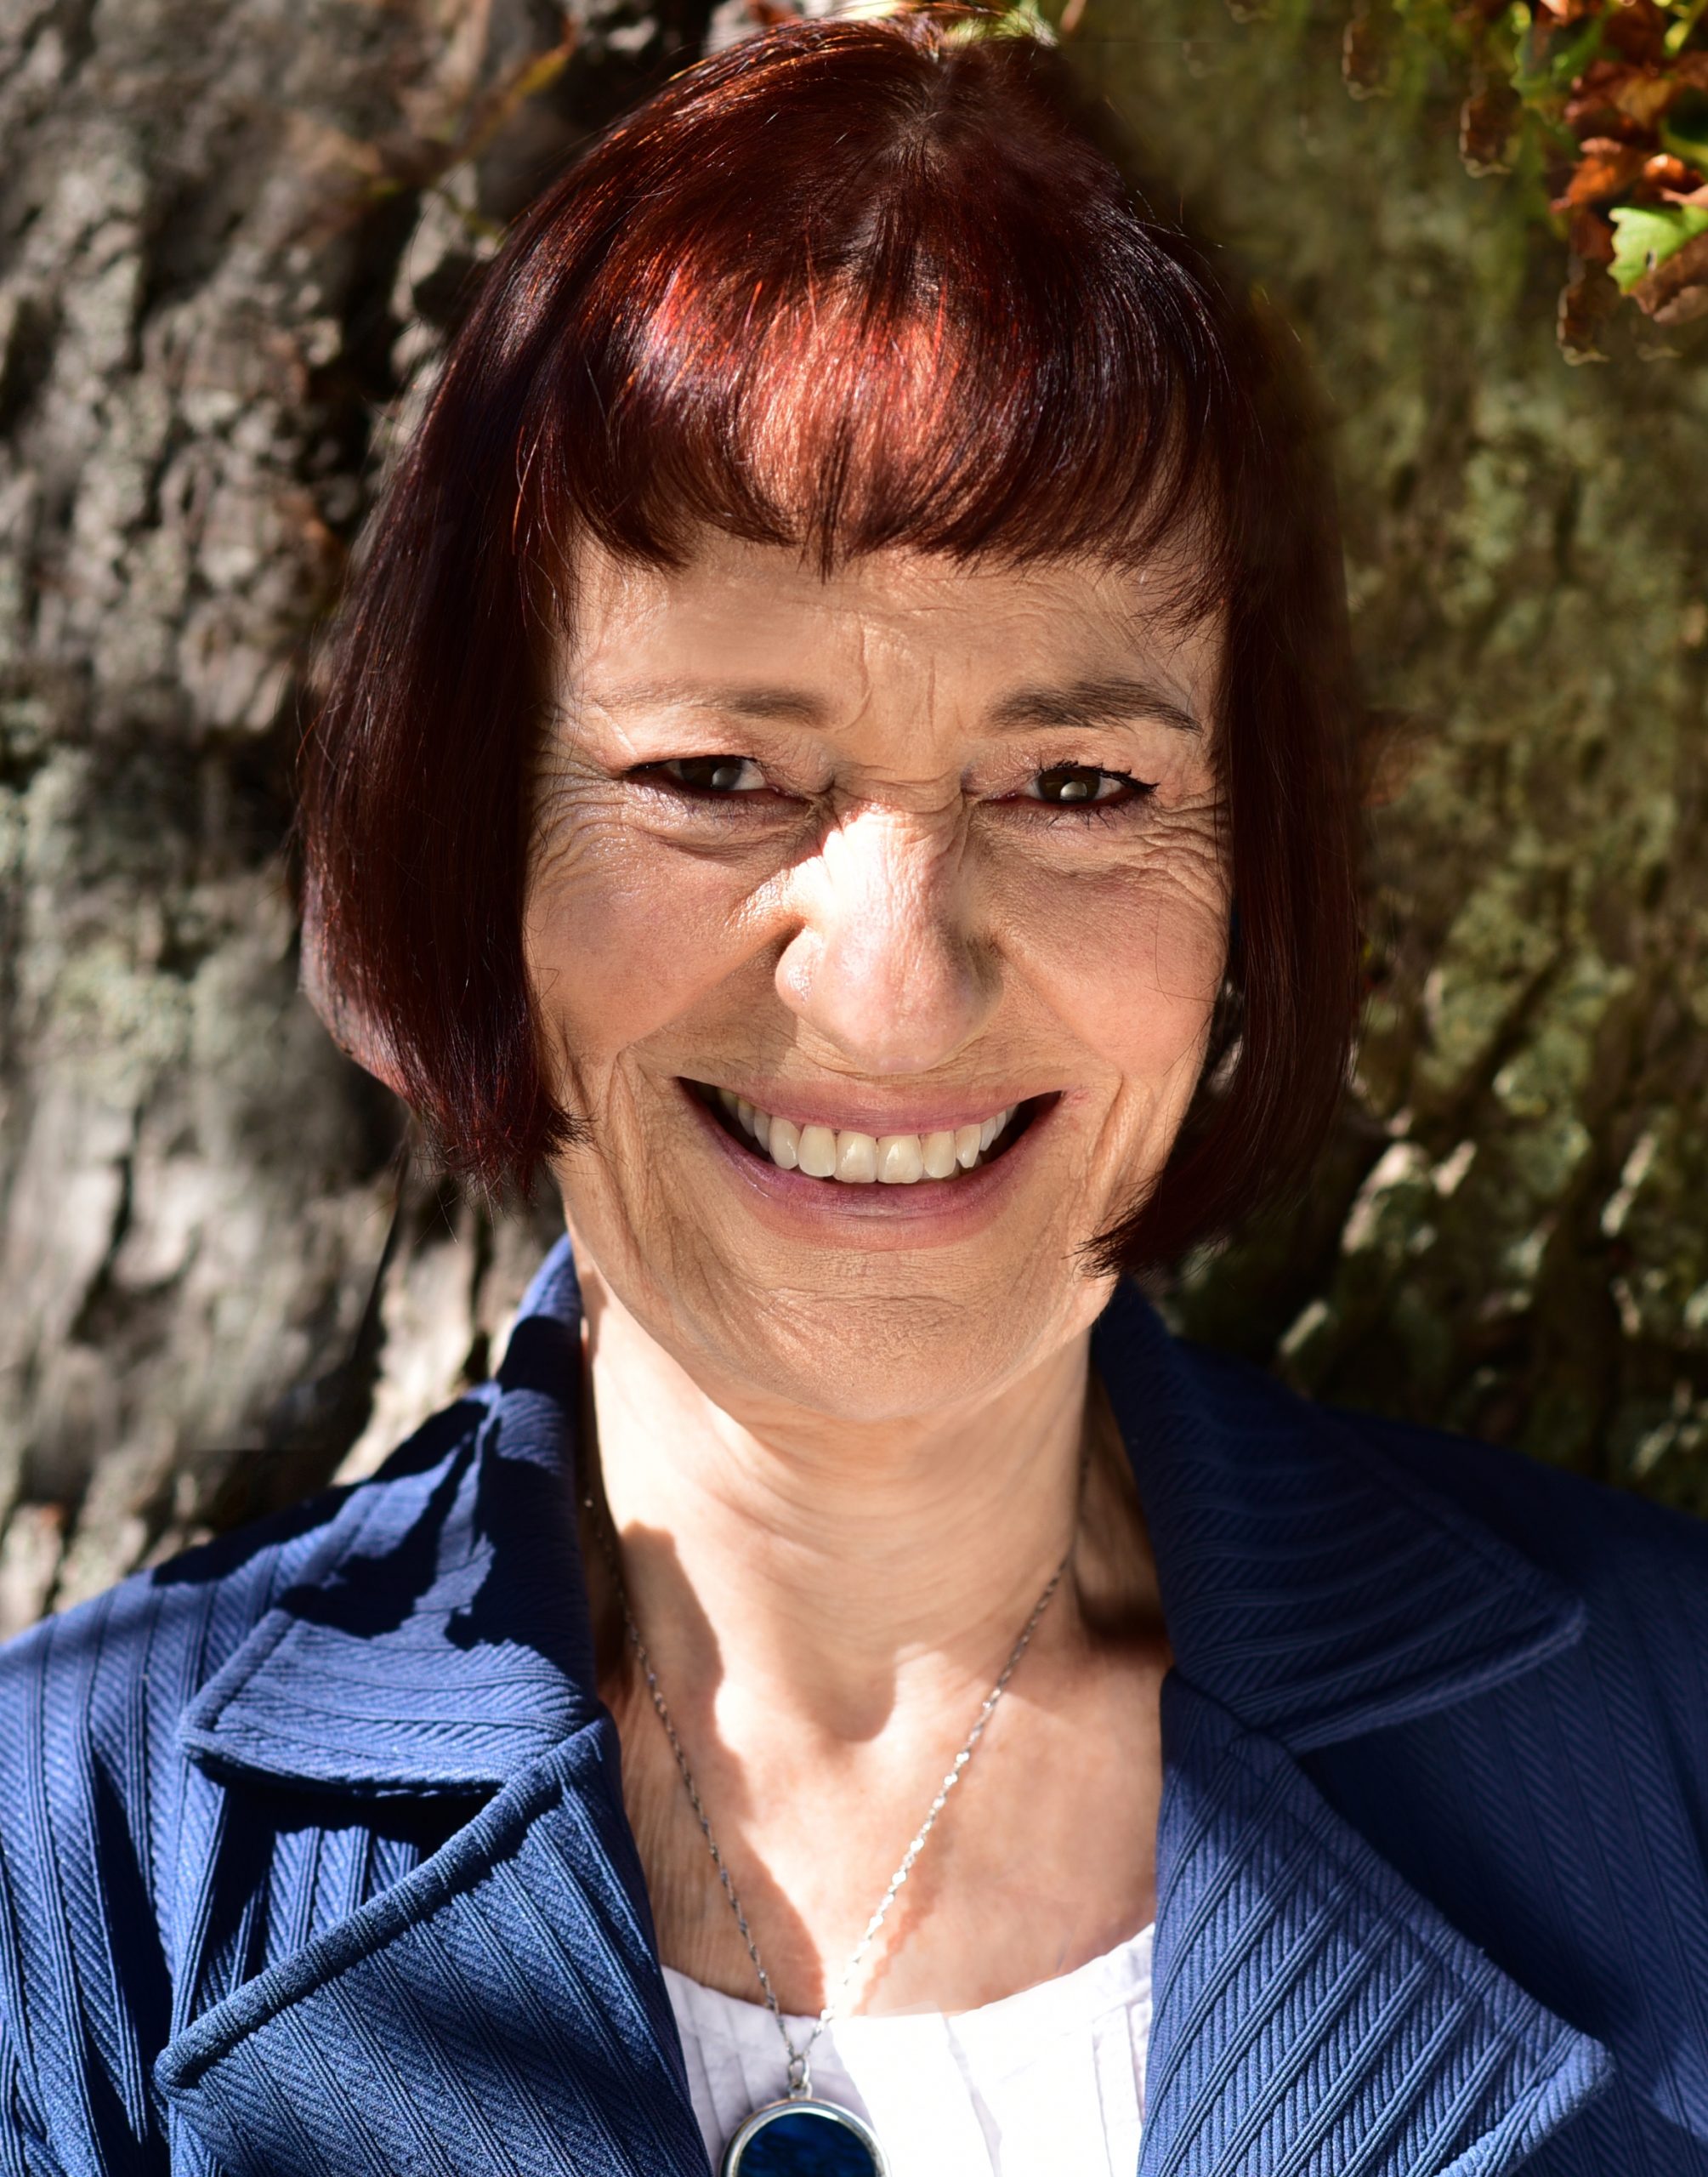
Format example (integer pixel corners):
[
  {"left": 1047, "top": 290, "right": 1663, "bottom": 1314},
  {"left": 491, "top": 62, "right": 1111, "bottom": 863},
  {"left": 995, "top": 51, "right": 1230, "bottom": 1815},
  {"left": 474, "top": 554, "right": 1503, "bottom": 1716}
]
[{"left": 678, "top": 1265, "right": 1115, "bottom": 1426}]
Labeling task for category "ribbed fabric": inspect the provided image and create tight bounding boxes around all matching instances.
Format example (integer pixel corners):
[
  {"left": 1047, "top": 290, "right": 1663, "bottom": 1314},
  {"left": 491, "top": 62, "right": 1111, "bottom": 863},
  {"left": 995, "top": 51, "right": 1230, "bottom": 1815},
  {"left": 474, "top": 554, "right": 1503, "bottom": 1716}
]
[
  {"left": 1144, "top": 1679, "right": 1606, "bottom": 2177},
  {"left": 0, "top": 1238, "right": 1698, "bottom": 2174}
]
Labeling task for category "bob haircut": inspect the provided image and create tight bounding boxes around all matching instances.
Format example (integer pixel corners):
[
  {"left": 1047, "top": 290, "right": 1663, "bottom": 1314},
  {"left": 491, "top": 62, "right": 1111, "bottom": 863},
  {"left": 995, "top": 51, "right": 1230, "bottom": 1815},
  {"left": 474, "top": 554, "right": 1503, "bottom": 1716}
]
[{"left": 300, "top": 2, "right": 1364, "bottom": 1274}]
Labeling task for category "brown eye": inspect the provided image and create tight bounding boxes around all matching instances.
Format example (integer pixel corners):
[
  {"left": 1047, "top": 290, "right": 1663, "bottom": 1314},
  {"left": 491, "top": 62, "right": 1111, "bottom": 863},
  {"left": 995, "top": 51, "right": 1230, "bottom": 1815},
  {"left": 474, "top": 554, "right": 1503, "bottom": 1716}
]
[
  {"left": 1028, "top": 765, "right": 1147, "bottom": 805},
  {"left": 659, "top": 756, "right": 766, "bottom": 793}
]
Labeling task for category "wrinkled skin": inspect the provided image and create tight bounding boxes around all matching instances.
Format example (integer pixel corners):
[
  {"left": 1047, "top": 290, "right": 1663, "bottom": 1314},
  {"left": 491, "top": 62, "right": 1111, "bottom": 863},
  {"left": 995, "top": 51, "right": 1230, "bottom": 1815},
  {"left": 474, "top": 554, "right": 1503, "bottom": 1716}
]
[{"left": 522, "top": 533, "right": 1226, "bottom": 2018}]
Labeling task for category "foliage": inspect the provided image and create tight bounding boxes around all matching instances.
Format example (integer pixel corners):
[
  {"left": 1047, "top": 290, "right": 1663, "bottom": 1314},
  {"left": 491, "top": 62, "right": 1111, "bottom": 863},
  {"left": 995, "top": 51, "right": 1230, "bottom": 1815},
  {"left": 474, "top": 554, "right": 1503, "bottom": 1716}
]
[{"left": 1238, "top": 0, "right": 1708, "bottom": 356}]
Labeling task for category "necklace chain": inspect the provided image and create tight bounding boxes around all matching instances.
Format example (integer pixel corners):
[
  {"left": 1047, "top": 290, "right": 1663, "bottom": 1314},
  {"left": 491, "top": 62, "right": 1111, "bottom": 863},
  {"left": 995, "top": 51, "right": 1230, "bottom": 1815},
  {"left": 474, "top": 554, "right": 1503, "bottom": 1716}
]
[{"left": 586, "top": 1494, "right": 1073, "bottom": 2098}]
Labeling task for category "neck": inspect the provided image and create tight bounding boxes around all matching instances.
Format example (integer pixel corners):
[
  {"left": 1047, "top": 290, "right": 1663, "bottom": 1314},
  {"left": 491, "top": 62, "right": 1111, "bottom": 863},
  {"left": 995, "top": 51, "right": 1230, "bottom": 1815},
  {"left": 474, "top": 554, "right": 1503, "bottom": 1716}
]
[
  {"left": 568, "top": 1242, "right": 1168, "bottom": 2014},
  {"left": 574, "top": 1250, "right": 1095, "bottom": 1742}
]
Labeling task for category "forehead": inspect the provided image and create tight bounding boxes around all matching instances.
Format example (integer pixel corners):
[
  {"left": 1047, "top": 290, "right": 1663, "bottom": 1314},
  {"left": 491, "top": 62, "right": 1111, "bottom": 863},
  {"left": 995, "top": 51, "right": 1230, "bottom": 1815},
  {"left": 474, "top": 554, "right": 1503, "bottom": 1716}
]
[{"left": 562, "top": 534, "right": 1226, "bottom": 719}]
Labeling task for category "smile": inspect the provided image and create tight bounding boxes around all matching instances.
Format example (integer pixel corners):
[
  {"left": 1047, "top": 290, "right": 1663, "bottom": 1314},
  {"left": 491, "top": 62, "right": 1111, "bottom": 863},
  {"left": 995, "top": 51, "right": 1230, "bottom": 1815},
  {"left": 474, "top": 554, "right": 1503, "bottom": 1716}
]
[{"left": 692, "top": 1083, "right": 1027, "bottom": 1184}]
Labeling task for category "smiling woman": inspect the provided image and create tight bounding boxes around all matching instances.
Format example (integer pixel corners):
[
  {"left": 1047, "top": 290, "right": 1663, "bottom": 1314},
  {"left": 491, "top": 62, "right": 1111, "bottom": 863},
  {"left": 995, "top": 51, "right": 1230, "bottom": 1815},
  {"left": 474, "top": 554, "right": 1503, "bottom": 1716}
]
[
  {"left": 522, "top": 538, "right": 1233, "bottom": 1418},
  {"left": 3, "top": 8, "right": 1707, "bottom": 2177}
]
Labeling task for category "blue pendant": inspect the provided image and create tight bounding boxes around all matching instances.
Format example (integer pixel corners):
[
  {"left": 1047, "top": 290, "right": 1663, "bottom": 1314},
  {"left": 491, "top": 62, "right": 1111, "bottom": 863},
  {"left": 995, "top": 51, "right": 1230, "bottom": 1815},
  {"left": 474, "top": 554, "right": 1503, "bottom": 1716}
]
[{"left": 719, "top": 2095, "right": 887, "bottom": 2176}]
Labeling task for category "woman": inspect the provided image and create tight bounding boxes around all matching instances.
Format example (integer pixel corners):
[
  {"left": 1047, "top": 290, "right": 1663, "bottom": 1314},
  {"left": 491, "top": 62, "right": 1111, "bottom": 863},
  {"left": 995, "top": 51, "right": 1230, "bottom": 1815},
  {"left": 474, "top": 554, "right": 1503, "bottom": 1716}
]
[{"left": 1, "top": 9, "right": 1704, "bottom": 2175}]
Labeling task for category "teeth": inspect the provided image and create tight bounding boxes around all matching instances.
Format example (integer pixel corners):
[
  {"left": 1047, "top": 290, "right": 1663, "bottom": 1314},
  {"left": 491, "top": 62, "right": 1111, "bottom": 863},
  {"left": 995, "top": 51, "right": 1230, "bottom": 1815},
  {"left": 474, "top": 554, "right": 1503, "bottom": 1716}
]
[
  {"left": 877, "top": 1134, "right": 924, "bottom": 1185},
  {"left": 922, "top": 1130, "right": 958, "bottom": 1179},
  {"left": 836, "top": 1132, "right": 878, "bottom": 1184},
  {"left": 797, "top": 1123, "right": 837, "bottom": 1179},
  {"left": 712, "top": 1092, "right": 1017, "bottom": 1185}
]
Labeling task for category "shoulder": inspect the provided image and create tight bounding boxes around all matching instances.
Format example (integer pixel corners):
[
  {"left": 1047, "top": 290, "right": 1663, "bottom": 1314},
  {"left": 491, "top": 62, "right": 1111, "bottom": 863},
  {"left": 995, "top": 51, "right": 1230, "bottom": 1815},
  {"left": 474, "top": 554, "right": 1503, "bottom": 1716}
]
[
  {"left": 0, "top": 1390, "right": 494, "bottom": 2152},
  {"left": 0, "top": 1388, "right": 493, "bottom": 1810},
  {"left": 1175, "top": 1328, "right": 1708, "bottom": 1595},
  {"left": 1331, "top": 1391, "right": 1708, "bottom": 1758},
  {"left": 1337, "top": 1392, "right": 1708, "bottom": 1603},
  {"left": 1172, "top": 1332, "right": 1708, "bottom": 1765},
  {"left": 1164, "top": 1351, "right": 1708, "bottom": 2160}
]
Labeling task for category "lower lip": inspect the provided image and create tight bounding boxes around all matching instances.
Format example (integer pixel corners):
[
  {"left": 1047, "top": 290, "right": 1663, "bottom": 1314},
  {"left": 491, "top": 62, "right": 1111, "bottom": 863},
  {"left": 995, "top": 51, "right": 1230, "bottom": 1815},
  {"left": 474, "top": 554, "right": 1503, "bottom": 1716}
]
[{"left": 680, "top": 1088, "right": 1056, "bottom": 1250}]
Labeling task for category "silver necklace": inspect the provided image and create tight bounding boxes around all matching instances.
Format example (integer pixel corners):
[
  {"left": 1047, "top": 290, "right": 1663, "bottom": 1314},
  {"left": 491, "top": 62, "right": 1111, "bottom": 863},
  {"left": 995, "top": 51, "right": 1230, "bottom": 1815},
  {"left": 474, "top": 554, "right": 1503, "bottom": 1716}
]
[{"left": 587, "top": 1493, "right": 1073, "bottom": 2177}]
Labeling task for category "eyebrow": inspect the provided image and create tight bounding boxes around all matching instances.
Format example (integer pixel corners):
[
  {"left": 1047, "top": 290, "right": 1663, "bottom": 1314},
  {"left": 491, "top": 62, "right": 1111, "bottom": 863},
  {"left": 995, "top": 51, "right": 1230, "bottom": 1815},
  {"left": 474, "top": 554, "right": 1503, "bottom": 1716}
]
[
  {"left": 988, "top": 676, "right": 1204, "bottom": 737},
  {"left": 591, "top": 673, "right": 1203, "bottom": 736},
  {"left": 595, "top": 684, "right": 829, "bottom": 725}
]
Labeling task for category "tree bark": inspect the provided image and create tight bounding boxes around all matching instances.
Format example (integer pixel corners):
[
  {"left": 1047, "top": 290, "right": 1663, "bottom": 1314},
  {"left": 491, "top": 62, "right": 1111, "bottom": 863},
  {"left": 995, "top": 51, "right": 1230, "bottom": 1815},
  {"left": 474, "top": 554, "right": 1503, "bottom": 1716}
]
[
  {"left": 0, "top": 0, "right": 710, "bottom": 1631},
  {"left": 1111, "top": 3, "right": 1708, "bottom": 1521}
]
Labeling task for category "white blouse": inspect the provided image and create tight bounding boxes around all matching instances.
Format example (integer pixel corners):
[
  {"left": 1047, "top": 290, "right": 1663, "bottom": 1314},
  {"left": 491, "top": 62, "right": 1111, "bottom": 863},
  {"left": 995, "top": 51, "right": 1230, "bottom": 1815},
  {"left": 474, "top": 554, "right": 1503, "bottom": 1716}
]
[{"left": 664, "top": 1921, "right": 1155, "bottom": 2176}]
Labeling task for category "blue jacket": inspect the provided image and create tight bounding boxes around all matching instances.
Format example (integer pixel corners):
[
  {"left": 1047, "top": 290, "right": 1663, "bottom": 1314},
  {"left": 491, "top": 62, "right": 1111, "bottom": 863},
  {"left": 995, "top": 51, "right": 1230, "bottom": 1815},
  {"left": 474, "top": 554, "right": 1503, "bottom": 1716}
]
[{"left": 1, "top": 1236, "right": 1705, "bottom": 2176}]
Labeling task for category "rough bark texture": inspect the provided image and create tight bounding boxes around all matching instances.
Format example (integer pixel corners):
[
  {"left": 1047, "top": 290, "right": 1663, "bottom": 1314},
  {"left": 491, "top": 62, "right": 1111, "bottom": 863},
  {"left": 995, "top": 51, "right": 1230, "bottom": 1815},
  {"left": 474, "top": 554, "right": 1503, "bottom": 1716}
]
[
  {"left": 0, "top": 0, "right": 1703, "bottom": 1632},
  {"left": 0, "top": 0, "right": 706, "bottom": 1632}
]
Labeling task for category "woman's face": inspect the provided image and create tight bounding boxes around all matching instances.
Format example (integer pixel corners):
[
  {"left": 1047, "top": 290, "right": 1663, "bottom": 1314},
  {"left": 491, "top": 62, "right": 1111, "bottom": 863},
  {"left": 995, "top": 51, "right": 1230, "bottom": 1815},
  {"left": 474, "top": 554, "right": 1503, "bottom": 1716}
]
[{"left": 526, "top": 534, "right": 1229, "bottom": 1423}]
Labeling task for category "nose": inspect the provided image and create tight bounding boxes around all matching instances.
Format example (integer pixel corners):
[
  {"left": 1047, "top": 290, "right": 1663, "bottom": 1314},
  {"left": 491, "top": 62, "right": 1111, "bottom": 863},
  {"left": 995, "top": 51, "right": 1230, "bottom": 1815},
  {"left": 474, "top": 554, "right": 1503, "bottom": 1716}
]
[{"left": 775, "top": 805, "right": 995, "bottom": 1074}]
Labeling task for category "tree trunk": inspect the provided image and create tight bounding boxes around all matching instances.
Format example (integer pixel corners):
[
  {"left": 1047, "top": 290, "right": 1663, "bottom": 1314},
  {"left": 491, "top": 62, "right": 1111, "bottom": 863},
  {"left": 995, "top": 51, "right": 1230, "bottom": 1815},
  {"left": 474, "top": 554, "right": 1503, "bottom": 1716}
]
[
  {"left": 0, "top": 0, "right": 711, "bottom": 1632},
  {"left": 0, "top": 0, "right": 1702, "bottom": 1637}
]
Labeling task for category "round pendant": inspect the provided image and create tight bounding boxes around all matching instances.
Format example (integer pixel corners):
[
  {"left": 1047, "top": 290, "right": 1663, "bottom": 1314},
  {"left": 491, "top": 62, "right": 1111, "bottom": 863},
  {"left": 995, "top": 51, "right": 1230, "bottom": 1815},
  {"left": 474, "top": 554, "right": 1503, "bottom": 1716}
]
[{"left": 718, "top": 2095, "right": 887, "bottom": 2176}]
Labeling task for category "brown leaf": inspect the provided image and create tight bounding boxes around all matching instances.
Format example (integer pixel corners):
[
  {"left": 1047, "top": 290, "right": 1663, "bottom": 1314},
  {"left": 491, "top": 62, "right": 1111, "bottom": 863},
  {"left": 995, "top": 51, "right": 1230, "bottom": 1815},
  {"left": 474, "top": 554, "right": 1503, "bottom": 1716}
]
[
  {"left": 1564, "top": 99, "right": 1644, "bottom": 142},
  {"left": 1559, "top": 136, "right": 1648, "bottom": 203},
  {"left": 1609, "top": 65, "right": 1678, "bottom": 130},
  {"left": 1599, "top": 0, "right": 1671, "bottom": 65},
  {"left": 1558, "top": 257, "right": 1622, "bottom": 360},
  {"left": 1645, "top": 153, "right": 1703, "bottom": 195},
  {"left": 1569, "top": 205, "right": 1618, "bottom": 264},
  {"left": 1565, "top": 57, "right": 1675, "bottom": 139},
  {"left": 1631, "top": 228, "right": 1708, "bottom": 322},
  {"left": 1461, "top": 80, "right": 1521, "bottom": 175}
]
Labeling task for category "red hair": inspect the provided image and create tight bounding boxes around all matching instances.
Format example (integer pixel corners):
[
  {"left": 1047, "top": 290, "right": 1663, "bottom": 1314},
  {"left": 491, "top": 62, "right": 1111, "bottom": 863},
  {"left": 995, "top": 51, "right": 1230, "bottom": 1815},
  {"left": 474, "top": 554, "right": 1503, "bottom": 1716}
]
[{"left": 299, "top": 4, "right": 1363, "bottom": 1271}]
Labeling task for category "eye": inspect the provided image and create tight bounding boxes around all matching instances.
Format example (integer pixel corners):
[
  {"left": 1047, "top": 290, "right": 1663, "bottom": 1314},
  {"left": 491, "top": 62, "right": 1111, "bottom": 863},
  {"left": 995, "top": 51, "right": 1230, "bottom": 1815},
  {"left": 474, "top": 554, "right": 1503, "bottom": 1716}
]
[
  {"left": 650, "top": 755, "right": 768, "bottom": 794},
  {"left": 1024, "top": 765, "right": 1155, "bottom": 807}
]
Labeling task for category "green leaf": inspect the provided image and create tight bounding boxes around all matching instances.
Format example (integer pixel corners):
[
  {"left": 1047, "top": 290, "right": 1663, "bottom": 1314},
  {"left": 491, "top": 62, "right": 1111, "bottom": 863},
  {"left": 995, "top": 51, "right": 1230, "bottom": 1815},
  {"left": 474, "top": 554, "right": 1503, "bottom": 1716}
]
[
  {"left": 1665, "top": 0, "right": 1708, "bottom": 60},
  {"left": 1609, "top": 202, "right": 1708, "bottom": 292},
  {"left": 942, "top": 0, "right": 1058, "bottom": 46}
]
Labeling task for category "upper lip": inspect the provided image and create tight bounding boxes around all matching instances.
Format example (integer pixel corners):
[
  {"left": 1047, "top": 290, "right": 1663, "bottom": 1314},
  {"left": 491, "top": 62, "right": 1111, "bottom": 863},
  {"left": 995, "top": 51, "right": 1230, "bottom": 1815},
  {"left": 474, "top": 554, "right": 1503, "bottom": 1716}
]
[{"left": 687, "top": 1078, "right": 1053, "bottom": 1135}]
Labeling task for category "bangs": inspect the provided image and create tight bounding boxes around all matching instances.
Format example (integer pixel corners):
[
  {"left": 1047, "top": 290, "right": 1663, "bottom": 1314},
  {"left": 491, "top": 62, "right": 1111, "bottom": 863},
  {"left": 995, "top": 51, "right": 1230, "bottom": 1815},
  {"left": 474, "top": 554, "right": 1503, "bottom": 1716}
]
[{"left": 502, "top": 17, "right": 1246, "bottom": 611}]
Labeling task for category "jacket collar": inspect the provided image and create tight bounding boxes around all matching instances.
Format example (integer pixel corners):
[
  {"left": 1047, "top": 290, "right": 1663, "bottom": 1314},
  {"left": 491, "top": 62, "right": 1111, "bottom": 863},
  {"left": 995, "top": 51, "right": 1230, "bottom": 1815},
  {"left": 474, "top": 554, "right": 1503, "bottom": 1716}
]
[
  {"left": 178, "top": 1241, "right": 601, "bottom": 1796},
  {"left": 180, "top": 1237, "right": 1585, "bottom": 1793},
  {"left": 1089, "top": 1283, "right": 1586, "bottom": 1752}
]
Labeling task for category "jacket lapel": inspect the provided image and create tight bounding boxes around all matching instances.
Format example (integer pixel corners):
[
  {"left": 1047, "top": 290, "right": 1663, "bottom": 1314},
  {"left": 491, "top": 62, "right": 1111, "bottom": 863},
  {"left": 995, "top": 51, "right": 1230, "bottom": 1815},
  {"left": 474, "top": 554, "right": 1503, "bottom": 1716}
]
[
  {"left": 1137, "top": 1675, "right": 1611, "bottom": 2177},
  {"left": 1092, "top": 1284, "right": 1614, "bottom": 2174},
  {"left": 177, "top": 1244, "right": 600, "bottom": 1799},
  {"left": 157, "top": 1716, "right": 706, "bottom": 2177},
  {"left": 1088, "top": 1284, "right": 1589, "bottom": 1751}
]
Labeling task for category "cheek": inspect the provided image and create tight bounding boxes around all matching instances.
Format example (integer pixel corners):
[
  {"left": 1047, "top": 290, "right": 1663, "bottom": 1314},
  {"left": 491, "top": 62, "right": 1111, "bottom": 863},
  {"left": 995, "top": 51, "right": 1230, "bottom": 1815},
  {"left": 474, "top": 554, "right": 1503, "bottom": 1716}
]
[
  {"left": 1006, "top": 850, "right": 1229, "bottom": 1088},
  {"left": 523, "top": 810, "right": 758, "bottom": 1071}
]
